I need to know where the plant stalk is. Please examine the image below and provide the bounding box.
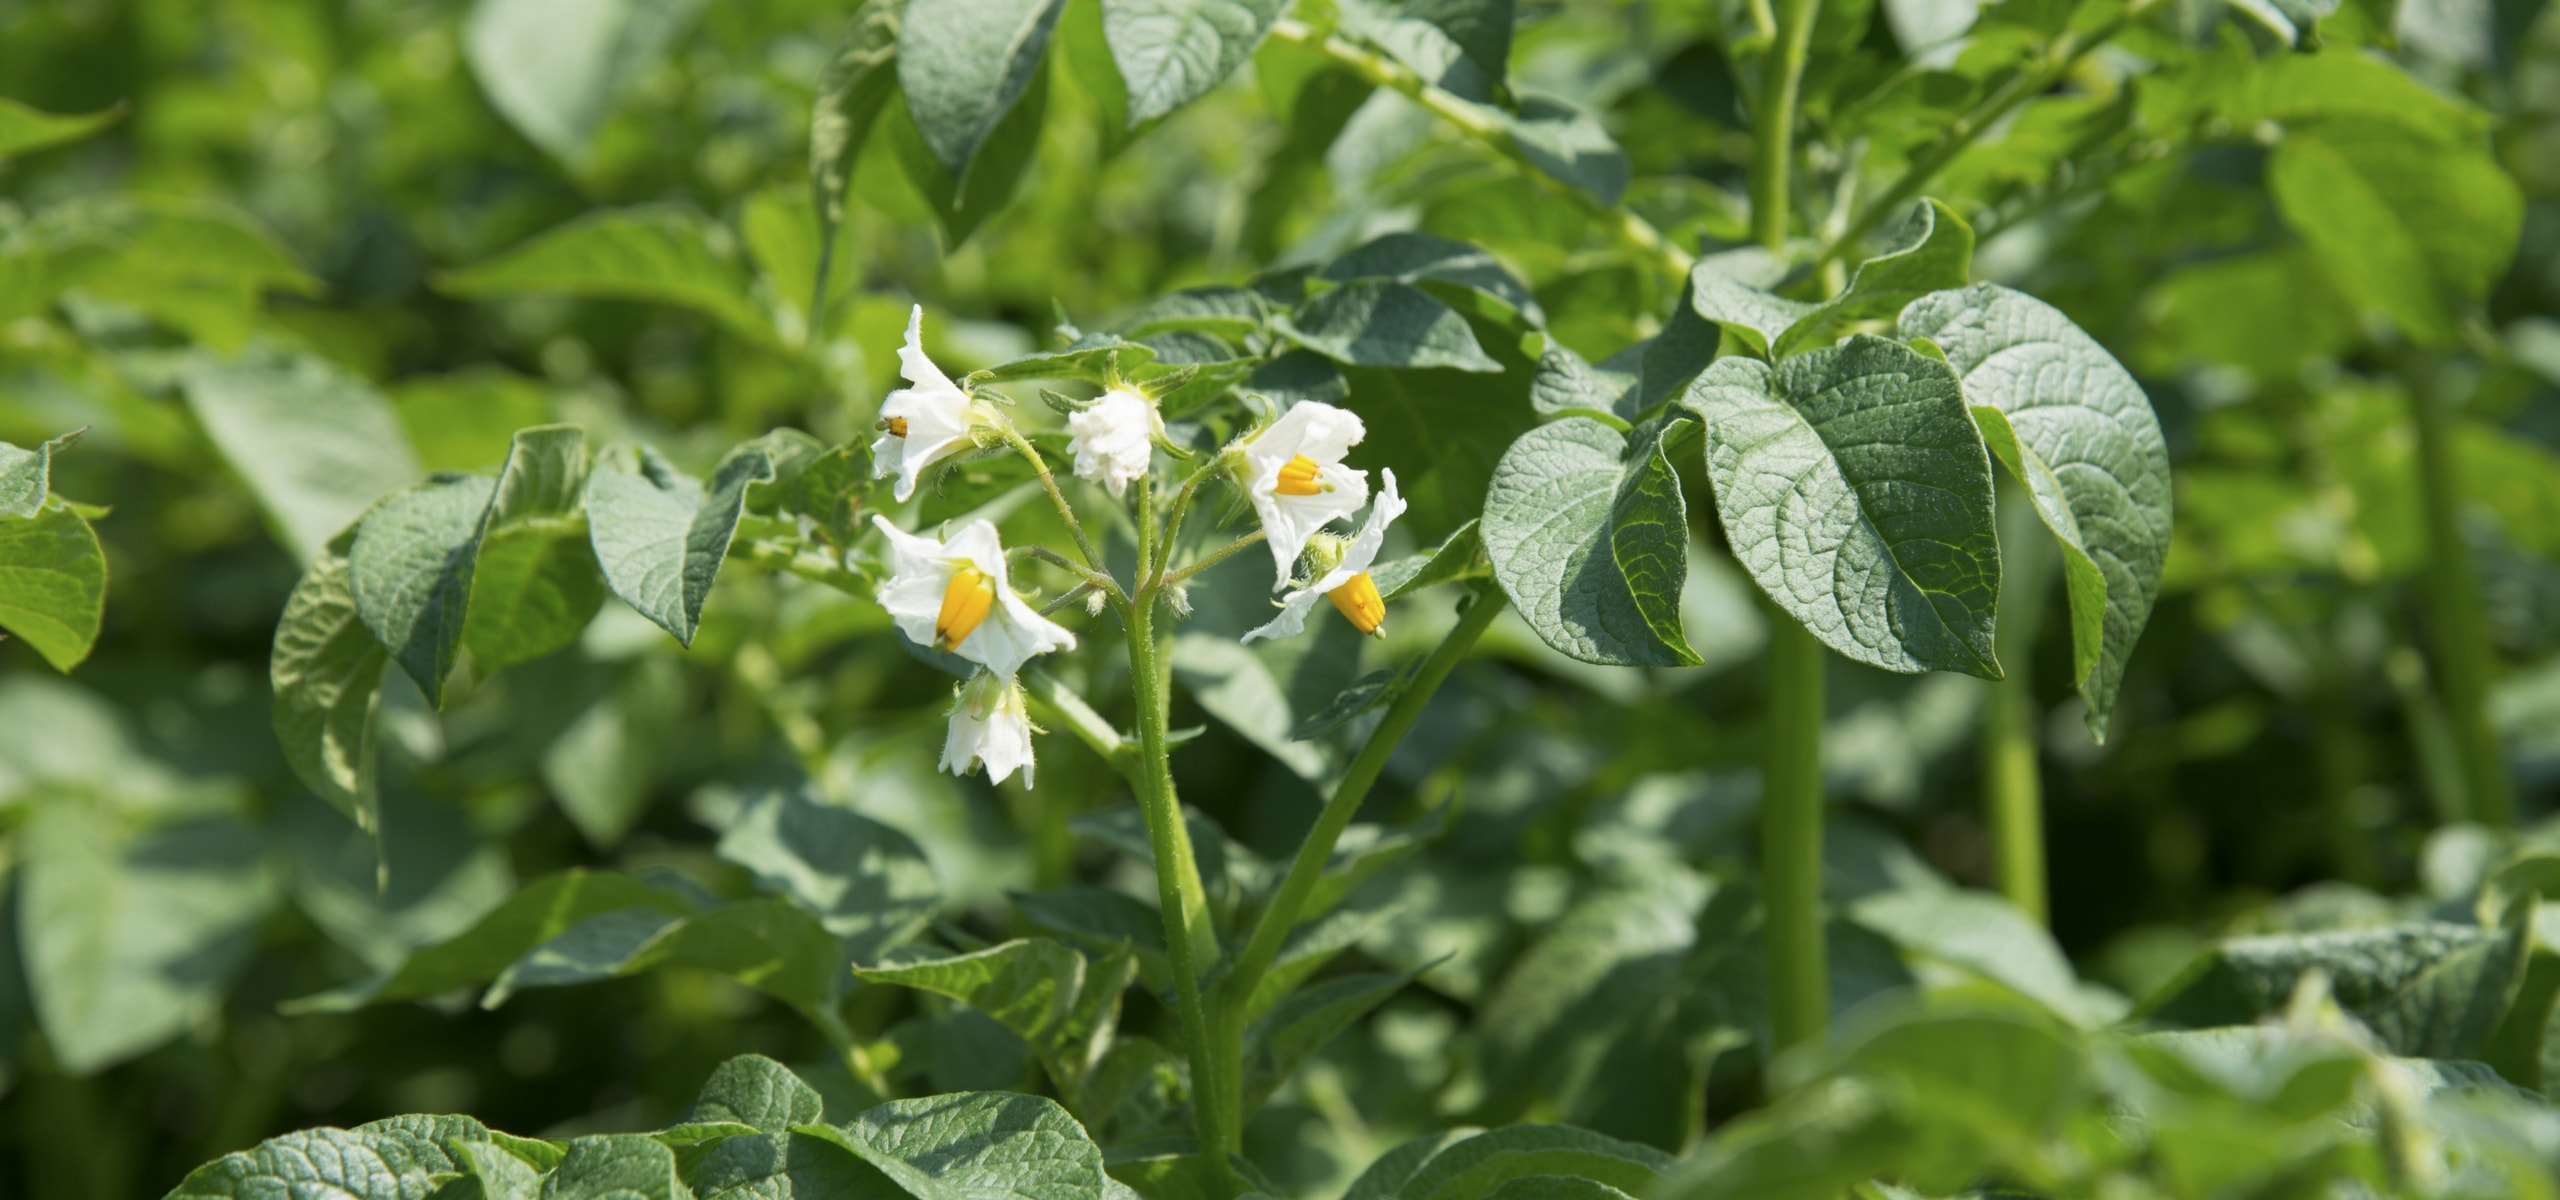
[1750,0,1830,1056]
[1122,593,1234,1197]
[1985,483,2051,923]
[2405,357,2514,828]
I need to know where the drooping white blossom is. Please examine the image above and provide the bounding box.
[1245,469,1405,643]
[872,305,992,502]
[872,515,1075,678]
[942,670,1039,787]
[1242,400,1369,588]
[1066,386,1162,498]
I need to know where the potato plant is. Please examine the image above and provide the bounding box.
[2,0,2559,1197]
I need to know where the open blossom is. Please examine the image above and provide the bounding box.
[942,670,1039,787]
[1246,470,1405,643]
[872,305,995,502]
[1067,386,1162,498]
[872,515,1075,678]
[1243,400,1369,589]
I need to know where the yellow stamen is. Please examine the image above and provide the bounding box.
[1326,572,1385,636]
[1274,454,1325,496]
[882,416,910,438]
[935,566,997,651]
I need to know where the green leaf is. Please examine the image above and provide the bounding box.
[1102,0,1288,124]
[285,868,692,1012]
[164,1126,457,1200]
[1372,519,1486,600]
[1240,903,1399,1020]
[685,1056,827,1133]
[1529,346,1636,422]
[480,897,849,1023]
[462,0,707,167]
[19,805,272,1074]
[717,787,942,960]
[1481,416,1699,667]
[440,205,778,347]
[2137,915,2535,1060]
[1396,1125,1675,1200]
[452,1139,547,1200]
[0,97,121,163]
[185,349,422,564]
[543,1134,688,1200]
[1652,1079,1917,1200]
[1243,971,1410,1111]
[1682,253,1815,360]
[2268,124,2523,347]
[271,529,392,832]
[1321,233,1544,327]
[898,0,1069,182]
[812,1,903,310]
[884,71,1050,246]
[1850,887,2118,1026]
[585,443,777,646]
[1011,886,1171,988]
[1478,868,1709,1104]
[1771,199,1974,358]
[1342,1132,1478,1200]
[1114,286,1271,339]
[1683,336,2001,677]
[1479,1179,1632,1200]
[799,1091,1107,1200]
[1280,281,1502,372]
[0,500,106,672]
[393,369,556,474]
[853,939,1126,1093]
[465,520,605,670]
[1502,97,1629,208]
[1340,0,1515,96]
[3,196,317,345]
[1825,1009,2090,1188]
[351,476,497,707]
[687,1130,895,1200]
[0,428,83,520]
[1900,283,2173,736]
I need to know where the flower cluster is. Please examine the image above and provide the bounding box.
[866,308,1405,789]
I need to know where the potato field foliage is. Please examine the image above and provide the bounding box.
[5,0,2560,1197]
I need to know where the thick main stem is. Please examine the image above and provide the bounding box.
[1751,0,1829,1056]
[1122,596,1233,1196]
[2406,359,2514,828]
[1762,615,1829,1053]
[1984,484,2050,924]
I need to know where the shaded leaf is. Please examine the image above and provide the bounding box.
[1482,416,1699,667]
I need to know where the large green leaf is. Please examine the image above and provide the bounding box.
[0,97,120,163]
[462,0,707,167]
[1900,283,2172,736]
[2268,124,2522,346]
[686,1055,827,1132]
[1651,1079,1917,1200]
[884,73,1051,245]
[1477,867,1709,1108]
[585,443,778,646]
[1683,335,2001,677]
[19,804,273,1074]
[544,1134,689,1200]
[718,787,942,960]
[853,939,1130,1094]
[811,1,903,310]
[1481,416,1699,667]
[687,1130,893,1200]
[1281,280,1502,372]
[271,528,392,832]
[185,350,422,564]
[1393,1125,1674,1200]
[350,475,496,707]
[481,897,850,1024]
[800,1091,1108,1200]
[1851,887,2120,1026]
[2137,914,2534,1060]
[1340,0,1515,96]
[1242,971,1410,1111]
[1101,0,1287,125]
[164,1126,458,1200]
[440,205,778,347]
[458,426,604,671]
[2,195,316,346]
[1770,199,1973,357]
[1321,232,1545,327]
[898,0,1068,182]
[286,868,693,1012]
[0,500,106,672]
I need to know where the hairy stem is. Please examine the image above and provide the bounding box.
[1265,19,1693,281]
[1225,585,1509,1001]
[1751,0,1831,1056]
[1003,426,1112,581]
[2406,356,2514,827]
[1122,593,1233,1196]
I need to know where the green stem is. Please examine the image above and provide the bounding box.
[1751,0,1829,1057]
[1762,613,1830,1053]
[1226,585,1509,1002]
[1122,593,1234,1196]
[1265,19,1693,281]
[2406,356,2514,828]
[1985,484,2050,924]
[1004,426,1113,583]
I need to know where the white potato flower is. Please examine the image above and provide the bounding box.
[1066,386,1162,498]
[871,515,1075,678]
[1245,469,1405,643]
[942,670,1039,787]
[1242,400,1369,589]
[872,305,995,502]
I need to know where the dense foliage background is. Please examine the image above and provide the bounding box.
[5,0,2560,1196]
